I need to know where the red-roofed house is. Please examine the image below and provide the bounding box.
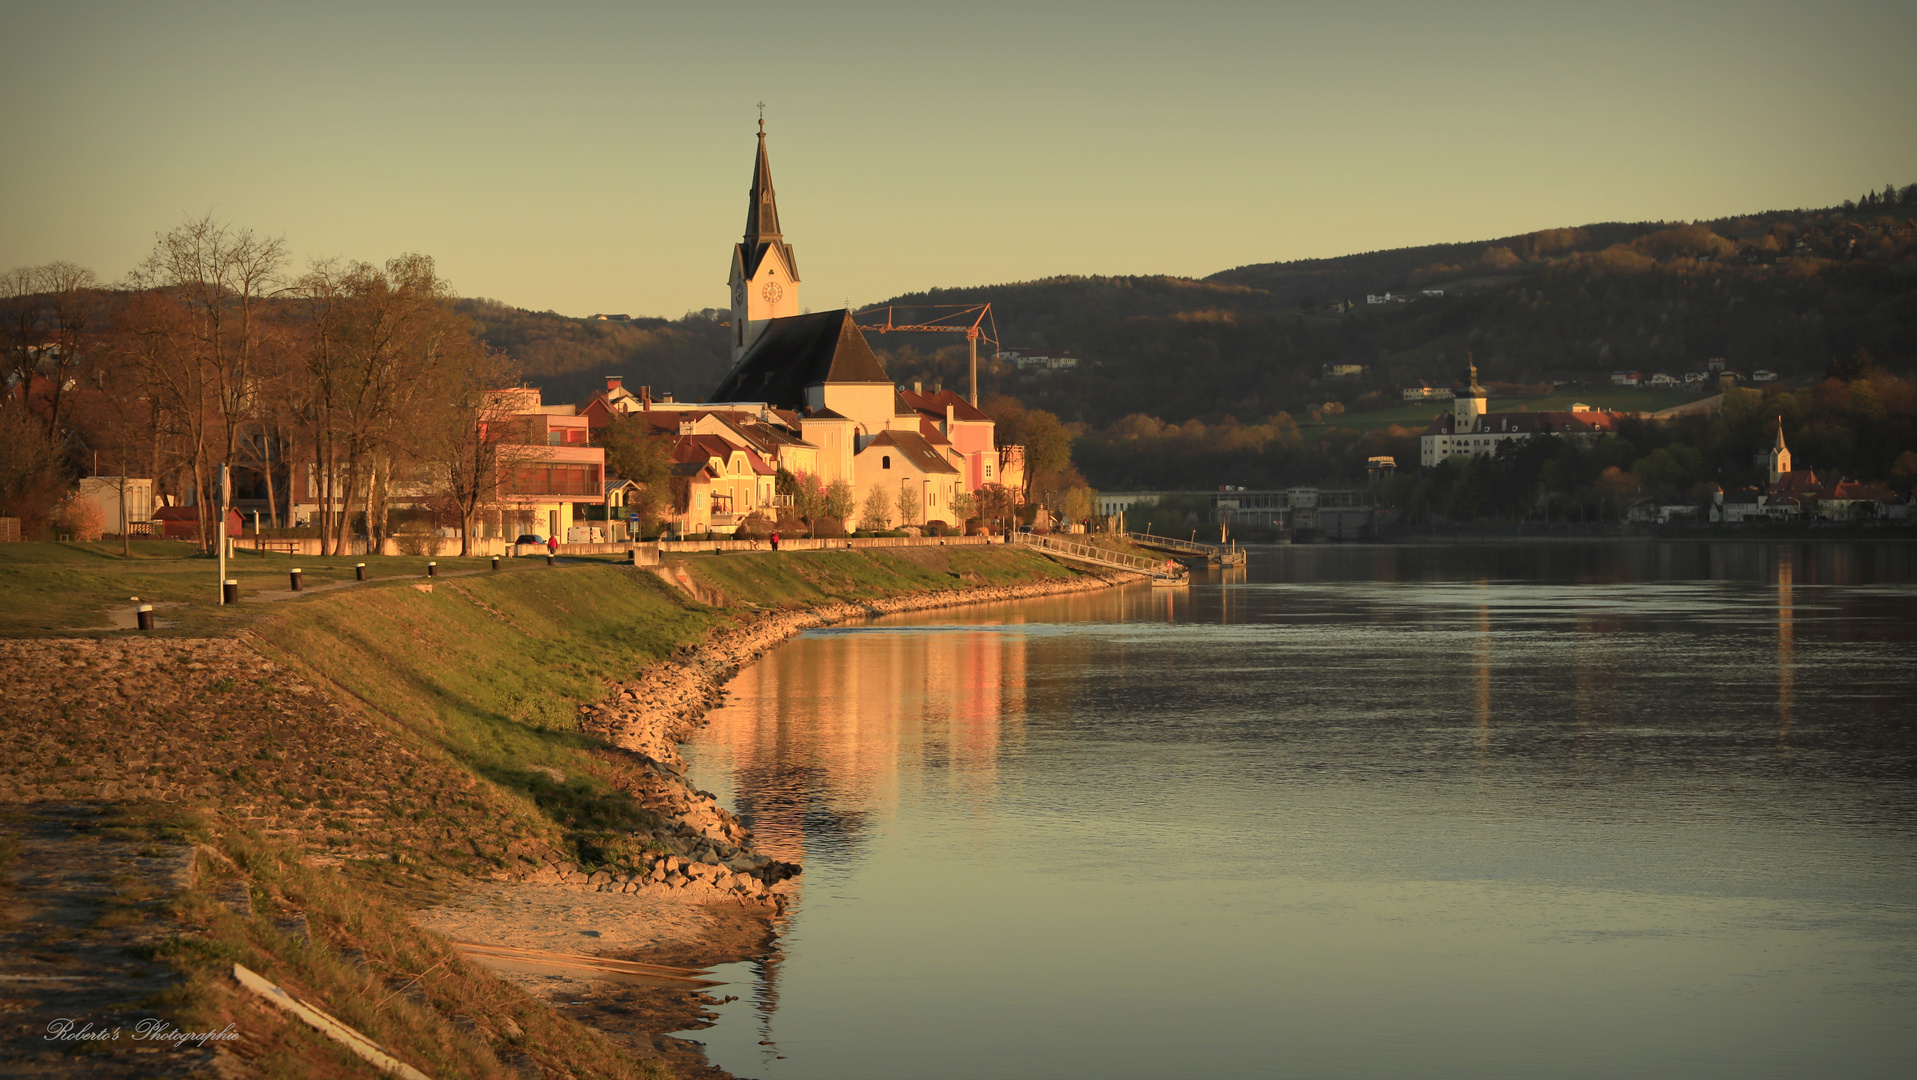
[671,433,775,533]
[898,385,1002,492]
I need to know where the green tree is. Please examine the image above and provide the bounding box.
[982,393,1073,499]
[594,415,672,528]
[825,478,856,522]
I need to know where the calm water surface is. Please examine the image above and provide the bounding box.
[679,542,1917,1079]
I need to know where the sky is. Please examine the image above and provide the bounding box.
[2,0,1913,318]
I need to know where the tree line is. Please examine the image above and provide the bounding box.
[2,217,523,553]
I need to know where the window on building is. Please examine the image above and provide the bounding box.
[882,455,891,469]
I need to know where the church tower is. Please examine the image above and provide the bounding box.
[1454,357,1488,434]
[1768,417,1791,484]
[728,120,801,364]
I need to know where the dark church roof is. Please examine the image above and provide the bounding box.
[708,310,891,405]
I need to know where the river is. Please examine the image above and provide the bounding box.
[679,541,1917,1079]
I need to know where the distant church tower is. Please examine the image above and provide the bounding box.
[1768,417,1791,484]
[1454,357,1488,434]
[727,120,801,363]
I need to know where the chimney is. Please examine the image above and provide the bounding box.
[913,381,922,394]
[640,385,651,410]
[945,403,954,435]
[606,375,624,392]
[934,379,942,393]
[662,392,674,403]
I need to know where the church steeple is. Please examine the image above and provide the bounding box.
[1455,353,1488,433]
[727,117,801,363]
[743,120,782,243]
[1768,416,1792,484]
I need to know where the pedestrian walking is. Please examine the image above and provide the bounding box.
[547,535,559,557]
[771,531,780,552]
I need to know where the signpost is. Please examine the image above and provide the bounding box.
[217,465,231,604]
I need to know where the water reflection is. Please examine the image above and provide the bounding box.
[1780,548,1795,740]
[684,541,1917,1080]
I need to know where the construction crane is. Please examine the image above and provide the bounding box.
[852,303,999,407]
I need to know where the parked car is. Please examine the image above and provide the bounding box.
[513,534,545,545]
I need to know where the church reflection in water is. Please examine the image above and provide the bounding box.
[695,625,1030,872]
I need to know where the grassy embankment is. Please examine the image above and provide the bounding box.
[3,542,1090,1077]
[0,539,545,637]
[251,544,1081,872]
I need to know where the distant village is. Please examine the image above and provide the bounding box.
[12,128,1914,550]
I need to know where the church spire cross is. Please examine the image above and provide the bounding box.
[744,114,782,243]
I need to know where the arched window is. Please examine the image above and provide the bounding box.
[882,455,892,469]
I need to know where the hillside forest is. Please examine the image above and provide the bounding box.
[467,189,1917,502]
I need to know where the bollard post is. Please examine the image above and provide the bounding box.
[546,553,555,566]
[136,604,154,631]
[491,555,499,571]
[289,568,302,591]
[222,579,238,605]
[427,560,437,578]
[355,562,366,581]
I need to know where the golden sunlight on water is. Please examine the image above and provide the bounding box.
[682,542,1917,1080]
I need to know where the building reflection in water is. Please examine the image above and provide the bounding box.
[697,625,1029,871]
[1778,546,1795,742]
[1473,581,1492,759]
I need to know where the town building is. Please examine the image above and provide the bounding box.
[1419,362,1628,467]
[75,477,154,535]
[699,123,1013,529]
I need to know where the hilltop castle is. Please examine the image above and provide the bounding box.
[1420,361,1629,466]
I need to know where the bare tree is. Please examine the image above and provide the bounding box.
[897,481,922,525]
[289,253,464,556]
[431,345,529,555]
[119,286,221,549]
[124,219,286,550]
[1,261,102,451]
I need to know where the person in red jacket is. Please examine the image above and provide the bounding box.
[547,535,559,556]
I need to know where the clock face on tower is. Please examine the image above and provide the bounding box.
[761,280,784,304]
